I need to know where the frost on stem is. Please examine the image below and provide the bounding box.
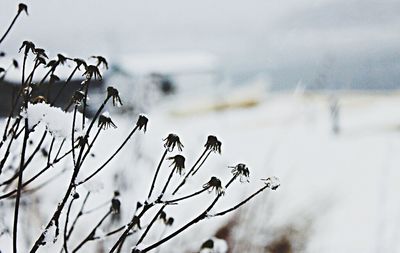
[261,176,281,190]
[205,135,222,154]
[163,133,184,152]
[203,176,225,195]
[229,163,250,183]
[167,155,185,175]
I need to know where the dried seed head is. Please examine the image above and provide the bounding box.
[74,136,89,148]
[166,217,174,226]
[107,86,123,106]
[57,54,70,65]
[71,90,85,105]
[163,133,184,152]
[136,115,148,133]
[203,176,225,195]
[35,56,47,66]
[201,239,214,249]
[49,74,60,83]
[73,58,87,70]
[72,192,80,199]
[167,155,185,175]
[91,55,108,69]
[12,59,19,69]
[46,59,58,69]
[159,211,167,223]
[204,135,222,154]
[98,113,117,130]
[19,41,35,55]
[111,198,121,214]
[34,48,48,59]
[230,163,250,183]
[31,96,47,104]
[83,65,102,80]
[261,177,280,190]
[131,215,142,230]
[18,3,28,15]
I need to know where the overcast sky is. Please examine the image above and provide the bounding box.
[1,0,399,89]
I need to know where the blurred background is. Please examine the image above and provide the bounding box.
[1,0,400,252]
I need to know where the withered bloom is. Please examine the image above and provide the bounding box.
[163,133,184,152]
[73,58,87,70]
[74,136,89,148]
[203,176,224,195]
[158,211,167,223]
[72,192,80,199]
[107,86,123,106]
[19,41,35,55]
[34,48,48,59]
[35,55,47,66]
[83,65,102,80]
[230,163,250,183]
[98,113,117,130]
[261,177,280,190]
[18,3,28,15]
[136,115,148,133]
[31,96,47,104]
[46,59,58,69]
[131,215,142,230]
[167,155,185,175]
[49,74,60,83]
[12,59,18,68]
[166,217,174,226]
[91,55,108,69]
[57,53,70,65]
[111,198,121,214]
[204,135,222,154]
[71,90,85,105]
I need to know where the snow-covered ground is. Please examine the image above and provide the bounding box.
[1,89,400,252]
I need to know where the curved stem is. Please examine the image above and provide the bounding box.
[0,12,21,45]
[148,149,168,200]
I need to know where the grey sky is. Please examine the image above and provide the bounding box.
[1,0,399,89]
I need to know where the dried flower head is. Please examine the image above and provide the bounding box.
[201,239,214,249]
[163,133,184,152]
[98,113,117,130]
[34,48,48,59]
[35,56,47,66]
[49,74,60,83]
[31,96,47,104]
[83,65,102,80]
[73,58,87,70]
[91,55,108,69]
[74,136,89,148]
[12,59,19,69]
[159,211,167,223]
[167,155,185,175]
[205,135,222,154]
[111,198,121,214]
[57,53,70,65]
[166,217,174,226]
[19,41,35,55]
[18,3,28,15]
[203,176,225,195]
[131,215,142,230]
[107,86,123,106]
[136,115,148,133]
[72,192,80,199]
[229,163,250,183]
[71,90,85,105]
[261,177,280,190]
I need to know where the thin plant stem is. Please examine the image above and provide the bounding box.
[172,148,208,195]
[163,187,208,204]
[76,125,138,186]
[66,192,91,241]
[72,210,111,253]
[148,149,168,200]
[51,66,78,106]
[12,116,28,253]
[136,205,166,246]
[0,11,21,45]
[191,150,212,176]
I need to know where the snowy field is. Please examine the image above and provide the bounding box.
[1,89,400,252]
